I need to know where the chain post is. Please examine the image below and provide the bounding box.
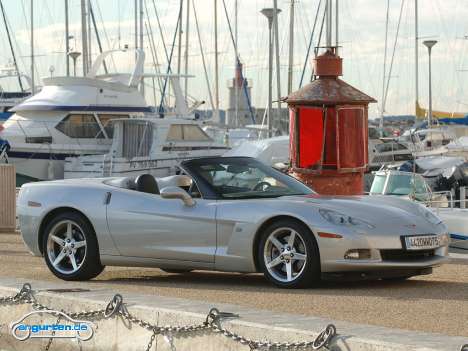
[0,283,338,350]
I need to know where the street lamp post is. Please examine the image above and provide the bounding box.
[261,7,281,137]
[423,40,437,128]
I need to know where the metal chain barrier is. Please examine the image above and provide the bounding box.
[0,283,339,350]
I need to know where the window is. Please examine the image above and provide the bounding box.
[167,124,213,142]
[55,114,102,138]
[97,115,126,138]
[121,120,153,158]
[369,175,386,194]
[375,142,408,153]
[189,158,313,199]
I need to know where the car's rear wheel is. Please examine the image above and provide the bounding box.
[42,212,104,281]
[258,220,320,288]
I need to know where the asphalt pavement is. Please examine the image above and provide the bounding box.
[1,232,467,337]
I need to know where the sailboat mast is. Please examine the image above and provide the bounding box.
[30,0,34,93]
[0,0,24,91]
[184,0,190,99]
[287,0,295,94]
[87,0,92,68]
[89,4,108,74]
[177,0,183,74]
[415,0,419,113]
[139,0,144,96]
[380,0,389,129]
[81,0,88,75]
[65,0,70,76]
[134,0,137,61]
[234,0,238,127]
[273,0,282,131]
[335,0,338,49]
[325,0,331,46]
[214,0,220,123]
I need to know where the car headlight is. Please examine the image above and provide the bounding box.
[319,209,375,229]
[416,204,442,225]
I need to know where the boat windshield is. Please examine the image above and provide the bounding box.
[189,158,314,199]
[370,173,429,197]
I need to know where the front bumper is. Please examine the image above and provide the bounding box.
[321,245,449,272]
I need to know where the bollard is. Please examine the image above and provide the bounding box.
[0,164,16,232]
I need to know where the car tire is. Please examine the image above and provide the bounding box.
[258,219,320,288]
[42,212,104,281]
[160,269,193,274]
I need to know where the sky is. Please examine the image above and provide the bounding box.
[1,0,468,118]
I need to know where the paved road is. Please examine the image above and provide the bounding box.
[1,232,467,337]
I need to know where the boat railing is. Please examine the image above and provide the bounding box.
[102,153,113,177]
[422,187,468,211]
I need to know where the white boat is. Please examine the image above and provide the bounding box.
[0,50,150,183]
[64,117,229,178]
[203,124,270,148]
[368,126,468,169]
[224,135,289,167]
[369,169,468,250]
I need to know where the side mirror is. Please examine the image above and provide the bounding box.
[160,186,195,207]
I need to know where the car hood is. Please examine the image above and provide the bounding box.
[284,194,442,232]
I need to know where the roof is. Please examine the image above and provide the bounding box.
[283,78,376,106]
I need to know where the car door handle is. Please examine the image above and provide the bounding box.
[104,192,112,205]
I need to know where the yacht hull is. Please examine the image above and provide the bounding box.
[435,208,468,250]
[64,150,228,179]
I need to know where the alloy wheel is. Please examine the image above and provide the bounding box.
[46,220,87,275]
[263,227,307,283]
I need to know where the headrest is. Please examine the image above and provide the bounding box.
[135,174,160,194]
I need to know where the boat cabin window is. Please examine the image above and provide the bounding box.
[375,142,408,153]
[56,114,103,139]
[121,120,153,158]
[97,114,125,138]
[167,124,213,142]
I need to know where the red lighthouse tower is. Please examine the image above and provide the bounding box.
[284,47,376,195]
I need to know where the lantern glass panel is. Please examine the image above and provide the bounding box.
[323,107,337,168]
[297,107,324,169]
[337,107,366,169]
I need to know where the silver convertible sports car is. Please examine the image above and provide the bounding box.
[18,157,450,288]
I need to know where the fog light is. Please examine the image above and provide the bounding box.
[439,233,450,247]
[344,249,371,260]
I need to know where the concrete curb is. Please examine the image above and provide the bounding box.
[0,278,466,351]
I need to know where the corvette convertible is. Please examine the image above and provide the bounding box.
[18,156,449,288]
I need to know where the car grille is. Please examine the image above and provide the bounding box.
[380,249,435,262]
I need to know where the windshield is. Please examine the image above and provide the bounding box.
[371,173,429,197]
[189,158,314,199]
[369,175,386,194]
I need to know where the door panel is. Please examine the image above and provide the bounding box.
[106,189,217,262]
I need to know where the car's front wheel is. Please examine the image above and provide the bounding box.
[42,212,104,281]
[258,220,320,288]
